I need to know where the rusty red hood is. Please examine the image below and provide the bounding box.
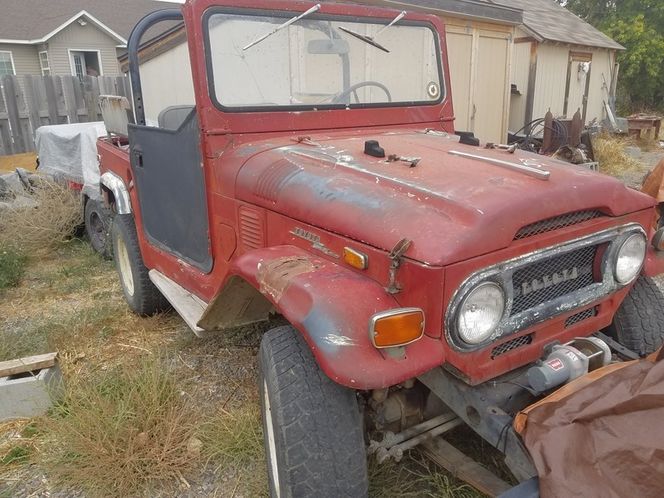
[235,130,654,266]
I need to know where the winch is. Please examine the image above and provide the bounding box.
[527,337,612,392]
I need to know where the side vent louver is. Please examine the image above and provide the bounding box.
[238,206,264,250]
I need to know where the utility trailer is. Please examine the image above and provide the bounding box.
[97,1,664,496]
[35,122,112,256]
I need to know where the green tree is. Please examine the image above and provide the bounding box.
[559,0,664,111]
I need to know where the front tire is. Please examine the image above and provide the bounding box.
[259,326,368,498]
[111,214,168,316]
[606,276,664,355]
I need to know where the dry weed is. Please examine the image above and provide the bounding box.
[198,404,268,496]
[368,452,482,498]
[0,178,82,254]
[40,358,201,497]
[592,133,642,177]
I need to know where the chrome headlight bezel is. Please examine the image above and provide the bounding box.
[613,232,646,284]
[445,223,647,353]
[455,281,506,345]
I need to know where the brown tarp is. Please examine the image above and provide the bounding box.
[642,158,664,229]
[642,158,664,203]
[514,351,664,498]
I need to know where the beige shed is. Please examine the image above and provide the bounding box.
[367,0,523,143]
[492,0,624,132]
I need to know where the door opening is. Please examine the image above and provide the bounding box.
[69,50,102,78]
[563,52,592,123]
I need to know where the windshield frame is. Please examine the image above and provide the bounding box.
[202,6,446,113]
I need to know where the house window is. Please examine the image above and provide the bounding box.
[38,51,50,75]
[0,51,15,76]
[69,50,102,78]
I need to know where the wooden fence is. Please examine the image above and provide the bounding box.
[0,74,131,156]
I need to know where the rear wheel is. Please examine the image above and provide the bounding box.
[606,276,664,356]
[111,214,168,315]
[84,198,111,259]
[259,326,368,498]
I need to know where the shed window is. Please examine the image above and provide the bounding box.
[39,51,50,75]
[0,51,15,76]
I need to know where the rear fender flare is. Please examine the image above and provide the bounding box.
[211,245,445,389]
[100,171,131,214]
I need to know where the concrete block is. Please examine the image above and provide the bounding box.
[0,364,63,420]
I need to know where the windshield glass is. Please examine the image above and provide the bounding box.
[206,11,443,110]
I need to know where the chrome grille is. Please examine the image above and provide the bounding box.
[514,210,604,240]
[565,307,598,328]
[511,245,598,315]
[491,333,533,359]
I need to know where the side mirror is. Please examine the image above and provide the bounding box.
[307,38,349,55]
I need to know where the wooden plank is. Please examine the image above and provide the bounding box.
[115,76,125,97]
[61,76,78,124]
[0,81,11,156]
[122,76,132,104]
[100,76,114,95]
[52,76,67,124]
[0,122,11,156]
[43,76,59,124]
[422,437,512,497]
[80,76,101,122]
[3,75,23,154]
[0,352,58,378]
[23,75,42,138]
[14,82,34,152]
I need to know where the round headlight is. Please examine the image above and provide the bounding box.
[614,233,646,284]
[457,282,505,345]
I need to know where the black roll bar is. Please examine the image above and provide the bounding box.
[127,9,184,126]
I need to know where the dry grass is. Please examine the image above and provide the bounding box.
[198,405,268,496]
[0,238,501,497]
[0,247,26,292]
[40,359,202,498]
[368,452,482,498]
[0,178,82,254]
[592,133,642,177]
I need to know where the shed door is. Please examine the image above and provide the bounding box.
[474,31,511,143]
[445,23,512,143]
[564,52,592,122]
[446,27,473,132]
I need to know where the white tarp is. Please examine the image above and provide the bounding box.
[35,122,106,200]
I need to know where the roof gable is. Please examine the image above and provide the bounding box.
[0,0,168,46]
[489,0,624,50]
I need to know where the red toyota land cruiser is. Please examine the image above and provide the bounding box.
[98,1,664,495]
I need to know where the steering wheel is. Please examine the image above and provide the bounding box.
[330,81,392,105]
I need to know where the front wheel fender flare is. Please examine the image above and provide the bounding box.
[211,245,445,390]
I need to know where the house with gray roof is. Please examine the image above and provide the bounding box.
[0,0,165,80]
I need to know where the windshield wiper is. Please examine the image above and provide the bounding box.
[243,4,320,50]
[338,10,406,53]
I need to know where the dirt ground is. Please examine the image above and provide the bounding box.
[0,153,37,174]
[1,140,663,498]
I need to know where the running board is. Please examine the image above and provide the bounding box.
[149,270,207,337]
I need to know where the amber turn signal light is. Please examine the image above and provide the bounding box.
[370,308,425,348]
[343,247,368,269]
